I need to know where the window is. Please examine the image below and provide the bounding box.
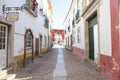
[76,0,80,21]
[0,26,6,49]
[77,27,81,43]
[26,32,32,49]
[68,19,70,32]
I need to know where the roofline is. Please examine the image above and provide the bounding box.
[63,0,73,26]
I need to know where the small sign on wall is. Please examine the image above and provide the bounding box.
[6,12,19,22]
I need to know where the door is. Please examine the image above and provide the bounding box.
[68,37,69,48]
[71,35,73,50]
[88,15,97,60]
[35,38,39,56]
[89,27,94,60]
[39,36,42,56]
[0,23,7,70]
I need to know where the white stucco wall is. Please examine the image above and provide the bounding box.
[94,25,99,64]
[64,0,85,50]
[99,0,112,56]
[72,18,85,50]
[0,0,48,56]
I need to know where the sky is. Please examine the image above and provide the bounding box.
[51,0,72,30]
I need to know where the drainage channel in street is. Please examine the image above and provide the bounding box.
[53,48,67,80]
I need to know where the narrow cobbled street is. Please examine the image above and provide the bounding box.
[13,45,108,80]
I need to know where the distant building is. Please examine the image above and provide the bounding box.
[52,29,64,45]
[64,0,120,80]
[0,0,53,70]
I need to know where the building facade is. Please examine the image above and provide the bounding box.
[64,0,120,80]
[0,0,53,70]
[100,0,120,80]
[52,29,64,45]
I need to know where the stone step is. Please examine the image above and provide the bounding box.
[0,69,7,78]
[0,67,16,80]
[0,74,16,80]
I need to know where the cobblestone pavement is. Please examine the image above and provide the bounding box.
[14,48,58,80]
[14,45,108,80]
[63,49,108,80]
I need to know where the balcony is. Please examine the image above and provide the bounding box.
[72,19,75,27]
[68,26,70,32]
[44,17,49,28]
[76,10,80,23]
[24,0,38,17]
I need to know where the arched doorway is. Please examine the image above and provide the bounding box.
[23,29,34,67]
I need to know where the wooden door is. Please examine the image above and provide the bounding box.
[35,38,39,56]
[39,36,42,56]
[88,15,97,60]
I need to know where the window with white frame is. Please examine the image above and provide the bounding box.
[26,32,32,49]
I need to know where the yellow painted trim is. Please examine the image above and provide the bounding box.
[42,46,49,53]
[13,52,32,61]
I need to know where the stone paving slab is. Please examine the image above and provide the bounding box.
[63,49,108,80]
[14,48,58,80]
[53,76,66,80]
[13,45,108,80]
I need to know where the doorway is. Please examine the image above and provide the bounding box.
[39,35,42,56]
[0,23,8,70]
[71,35,73,50]
[88,14,97,61]
[24,29,34,67]
[68,36,69,48]
[35,38,39,56]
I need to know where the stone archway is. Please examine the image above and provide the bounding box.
[23,29,34,67]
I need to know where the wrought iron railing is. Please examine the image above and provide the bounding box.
[72,19,75,26]
[25,0,38,17]
[76,10,80,21]
[44,17,49,28]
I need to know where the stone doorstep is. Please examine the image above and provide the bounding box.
[84,59,100,72]
[0,74,16,80]
[0,69,7,78]
[0,67,13,77]
[65,48,72,52]
[0,67,16,80]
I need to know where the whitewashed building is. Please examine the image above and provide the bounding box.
[64,0,120,80]
[0,0,53,70]
[64,0,85,54]
[64,0,108,66]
